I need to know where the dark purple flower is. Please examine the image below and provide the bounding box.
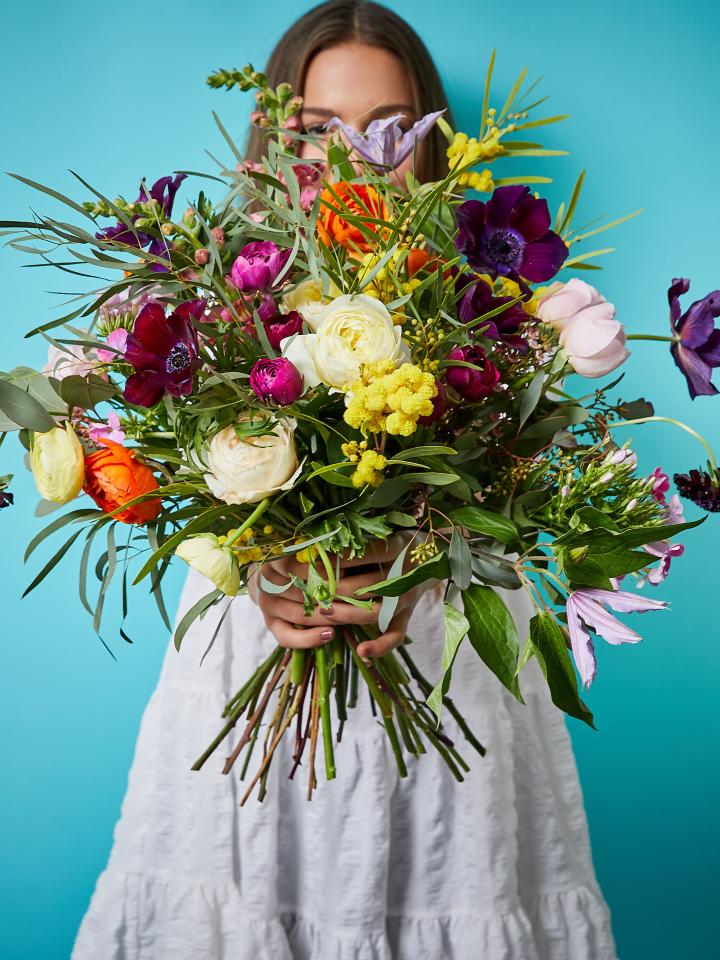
[445,345,500,402]
[250,357,303,405]
[123,300,204,407]
[325,110,444,169]
[458,278,533,353]
[219,293,277,328]
[265,310,304,351]
[667,278,720,399]
[230,242,291,292]
[455,185,568,284]
[673,468,720,512]
[0,489,13,508]
[96,174,186,272]
[418,380,449,425]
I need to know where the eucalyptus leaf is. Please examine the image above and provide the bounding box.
[427,603,470,723]
[450,506,518,545]
[463,584,524,703]
[0,380,55,432]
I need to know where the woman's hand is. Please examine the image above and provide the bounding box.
[247,533,425,657]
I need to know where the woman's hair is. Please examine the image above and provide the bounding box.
[245,0,453,183]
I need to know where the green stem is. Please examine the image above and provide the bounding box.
[290,649,306,686]
[625,333,675,342]
[383,716,408,777]
[314,541,337,596]
[225,498,272,547]
[607,416,718,471]
[314,645,336,780]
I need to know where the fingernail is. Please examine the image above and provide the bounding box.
[320,605,334,616]
[320,629,334,641]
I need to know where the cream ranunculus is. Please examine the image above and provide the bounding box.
[175,534,240,595]
[536,278,630,378]
[280,277,339,332]
[281,293,409,392]
[29,422,85,504]
[204,418,301,505]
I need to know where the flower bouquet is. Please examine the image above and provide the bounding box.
[2,59,718,804]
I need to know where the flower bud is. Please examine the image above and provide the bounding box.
[211,226,225,248]
[161,222,174,236]
[250,357,304,405]
[183,207,196,226]
[445,346,500,402]
[194,247,210,266]
[175,534,240,595]
[230,241,291,292]
[29,423,85,504]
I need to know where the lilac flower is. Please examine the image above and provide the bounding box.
[636,491,685,587]
[123,301,204,407]
[250,357,303,405]
[458,278,533,353]
[88,411,126,444]
[668,277,720,399]
[455,185,568,284]
[230,242,291,292]
[325,111,444,169]
[96,174,186,272]
[566,587,668,689]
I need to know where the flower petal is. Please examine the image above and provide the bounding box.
[670,342,718,399]
[485,185,529,228]
[572,594,644,646]
[510,195,551,241]
[566,595,597,689]
[667,277,690,329]
[125,303,178,364]
[518,231,568,282]
[123,369,169,407]
[578,587,668,614]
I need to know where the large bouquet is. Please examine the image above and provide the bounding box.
[2,60,718,803]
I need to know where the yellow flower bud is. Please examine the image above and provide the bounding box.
[29,422,85,504]
[175,534,240,596]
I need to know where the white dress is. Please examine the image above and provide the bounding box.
[71,568,620,960]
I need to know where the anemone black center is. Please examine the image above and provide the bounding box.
[485,229,522,265]
[166,342,191,373]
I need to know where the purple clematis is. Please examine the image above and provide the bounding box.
[324,111,444,169]
[123,300,204,407]
[455,185,568,284]
[566,587,668,689]
[96,174,187,272]
[667,277,720,399]
[458,277,534,353]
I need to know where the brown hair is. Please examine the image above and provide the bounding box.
[245,0,453,183]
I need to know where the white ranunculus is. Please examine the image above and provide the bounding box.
[536,278,630,378]
[29,422,85,504]
[280,277,339,332]
[204,418,301,505]
[281,293,409,392]
[175,534,240,595]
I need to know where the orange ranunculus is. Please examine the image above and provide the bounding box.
[83,439,161,524]
[316,181,389,253]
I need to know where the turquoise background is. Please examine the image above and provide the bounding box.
[1,1,718,957]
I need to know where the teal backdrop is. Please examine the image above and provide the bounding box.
[1,1,718,957]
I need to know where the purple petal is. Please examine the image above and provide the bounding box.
[696,327,720,366]
[124,303,178,365]
[123,369,169,407]
[394,110,445,167]
[566,595,597,689]
[677,297,719,349]
[670,341,718,399]
[518,231,568,282]
[572,594,644,646]
[667,277,690,329]
[577,587,668,614]
[510,195,551,241]
[485,185,530,229]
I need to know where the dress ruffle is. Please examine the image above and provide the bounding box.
[72,572,619,959]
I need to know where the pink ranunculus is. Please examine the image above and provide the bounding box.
[88,411,126,444]
[249,357,303,405]
[536,278,630,378]
[229,241,290,292]
[43,341,102,381]
[97,328,129,364]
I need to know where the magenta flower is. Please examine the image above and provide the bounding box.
[265,311,304,350]
[445,346,500,401]
[325,110,444,169]
[648,466,671,503]
[566,587,668,689]
[219,293,277,328]
[250,357,303,405]
[97,328,129,364]
[230,242,291,292]
[455,185,568,284]
[668,277,720,399]
[123,301,204,407]
[458,278,533,353]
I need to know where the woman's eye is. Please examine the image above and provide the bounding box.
[303,123,330,136]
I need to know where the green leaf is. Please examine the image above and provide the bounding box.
[59,375,118,409]
[520,406,588,439]
[518,370,545,428]
[449,526,472,590]
[378,543,409,633]
[560,545,655,589]
[355,551,450,598]
[397,471,460,486]
[133,504,232,584]
[463,584,524,703]
[386,511,418,528]
[23,527,84,597]
[389,444,457,460]
[24,507,101,562]
[529,613,596,729]
[173,589,223,651]
[450,506,518,545]
[0,380,55,432]
[427,603,470,723]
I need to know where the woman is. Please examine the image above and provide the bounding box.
[72,3,619,958]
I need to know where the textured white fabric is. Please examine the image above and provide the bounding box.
[72,570,619,960]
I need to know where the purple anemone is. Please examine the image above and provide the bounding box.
[455,185,568,284]
[667,278,720,399]
[458,278,534,353]
[123,300,204,407]
[96,174,187,272]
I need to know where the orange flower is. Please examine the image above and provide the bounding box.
[83,439,161,525]
[316,181,389,253]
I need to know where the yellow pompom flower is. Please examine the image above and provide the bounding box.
[344,361,437,437]
[351,449,387,488]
